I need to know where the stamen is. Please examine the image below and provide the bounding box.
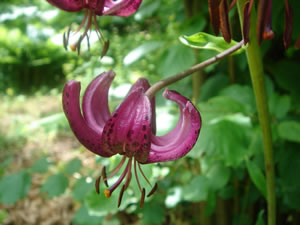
[74,9,89,34]
[104,158,131,197]
[101,40,110,59]
[140,188,146,208]
[103,155,126,180]
[134,159,142,192]
[95,175,101,194]
[147,183,158,197]
[124,158,132,190]
[101,166,109,187]
[118,185,125,208]
[138,163,152,187]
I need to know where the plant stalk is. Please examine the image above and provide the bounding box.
[145,40,244,99]
[236,1,276,225]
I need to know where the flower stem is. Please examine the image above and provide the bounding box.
[145,40,244,99]
[236,1,276,225]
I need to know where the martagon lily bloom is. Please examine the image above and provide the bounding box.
[46,0,142,55]
[62,70,201,207]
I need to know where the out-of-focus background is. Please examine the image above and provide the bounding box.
[0,0,300,224]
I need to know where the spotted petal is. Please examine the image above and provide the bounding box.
[46,0,84,12]
[62,79,114,157]
[102,0,143,16]
[145,89,201,163]
[101,87,152,163]
[127,78,156,135]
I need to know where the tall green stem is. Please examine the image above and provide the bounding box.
[236,1,276,225]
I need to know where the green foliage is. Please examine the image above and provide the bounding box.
[180,32,245,54]
[0,170,31,204]
[278,121,300,143]
[41,173,69,198]
[65,158,82,175]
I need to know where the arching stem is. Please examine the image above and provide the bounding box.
[145,40,244,99]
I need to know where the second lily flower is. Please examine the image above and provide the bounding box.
[62,70,201,207]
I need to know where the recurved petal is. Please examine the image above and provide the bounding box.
[145,89,201,164]
[208,0,220,35]
[102,0,143,16]
[101,88,152,163]
[219,0,232,43]
[62,80,114,157]
[82,71,114,132]
[283,0,293,49]
[46,0,84,12]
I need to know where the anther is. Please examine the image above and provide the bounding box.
[95,175,101,194]
[102,166,109,187]
[140,188,146,208]
[147,183,158,197]
[104,189,111,198]
[118,185,125,208]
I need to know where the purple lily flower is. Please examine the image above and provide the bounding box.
[62,70,201,207]
[46,0,142,55]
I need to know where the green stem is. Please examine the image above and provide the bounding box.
[236,1,276,225]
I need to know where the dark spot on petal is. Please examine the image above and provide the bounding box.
[145,116,149,120]
[113,113,118,118]
[142,125,147,131]
[144,134,148,140]
[132,142,139,147]
[66,92,69,98]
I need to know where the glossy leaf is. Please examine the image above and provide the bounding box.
[180,32,244,54]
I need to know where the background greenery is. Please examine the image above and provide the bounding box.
[0,0,300,224]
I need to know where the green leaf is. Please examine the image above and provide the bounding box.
[220,84,256,114]
[72,205,104,225]
[0,156,13,176]
[0,210,8,224]
[123,41,163,65]
[205,191,217,217]
[159,44,196,77]
[179,32,244,54]
[206,162,231,191]
[255,210,265,225]
[194,119,250,167]
[31,157,52,173]
[0,170,32,204]
[273,95,290,119]
[41,173,69,198]
[197,96,246,122]
[65,158,82,175]
[278,145,300,209]
[246,160,267,198]
[85,189,119,216]
[278,121,300,143]
[199,74,229,101]
[141,200,165,225]
[183,175,209,202]
[72,177,93,202]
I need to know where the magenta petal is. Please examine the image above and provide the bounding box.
[127,78,156,134]
[82,71,114,132]
[46,0,84,12]
[101,87,152,163]
[62,80,114,157]
[102,0,143,16]
[145,89,201,164]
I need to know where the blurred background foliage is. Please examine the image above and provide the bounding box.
[0,0,300,225]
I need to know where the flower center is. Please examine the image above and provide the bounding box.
[95,155,158,208]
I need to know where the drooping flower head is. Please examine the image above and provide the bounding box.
[208,0,298,48]
[62,71,201,207]
[46,0,142,55]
